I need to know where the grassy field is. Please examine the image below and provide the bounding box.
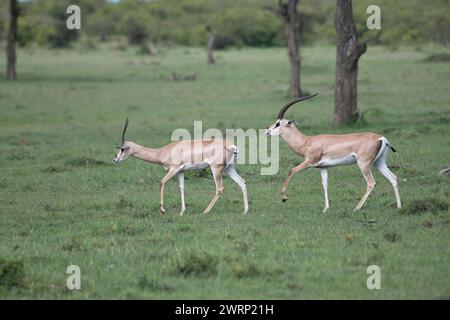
[0,44,449,299]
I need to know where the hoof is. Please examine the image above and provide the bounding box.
[160,207,166,214]
[282,196,288,203]
[322,207,329,213]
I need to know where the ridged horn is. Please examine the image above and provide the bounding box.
[277,93,319,119]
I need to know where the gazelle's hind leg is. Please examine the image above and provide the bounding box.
[204,165,225,214]
[375,151,401,209]
[177,172,186,215]
[354,161,376,211]
[224,165,249,213]
[320,169,329,212]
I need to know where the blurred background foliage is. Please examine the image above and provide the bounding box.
[0,0,448,49]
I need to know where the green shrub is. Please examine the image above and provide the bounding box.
[229,262,260,279]
[423,53,450,63]
[0,258,25,289]
[402,198,449,215]
[175,251,217,277]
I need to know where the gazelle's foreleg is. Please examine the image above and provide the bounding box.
[225,166,249,214]
[159,167,179,214]
[320,168,329,212]
[204,165,225,214]
[354,162,376,211]
[177,172,186,215]
[280,160,313,202]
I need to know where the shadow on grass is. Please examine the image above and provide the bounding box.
[65,157,110,167]
[0,257,26,289]
[402,198,449,215]
[174,251,218,278]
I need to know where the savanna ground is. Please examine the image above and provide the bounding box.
[0,44,449,299]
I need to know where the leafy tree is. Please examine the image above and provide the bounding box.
[1,0,447,49]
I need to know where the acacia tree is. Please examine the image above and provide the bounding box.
[279,0,302,97]
[6,0,19,80]
[333,0,380,126]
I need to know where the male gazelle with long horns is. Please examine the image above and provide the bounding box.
[265,93,401,212]
[113,119,249,215]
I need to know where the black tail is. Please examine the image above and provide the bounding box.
[389,145,397,153]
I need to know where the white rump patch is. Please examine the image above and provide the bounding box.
[229,145,239,154]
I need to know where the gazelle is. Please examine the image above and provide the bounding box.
[113,119,249,215]
[265,94,401,212]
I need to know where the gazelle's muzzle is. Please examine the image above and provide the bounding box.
[113,150,123,164]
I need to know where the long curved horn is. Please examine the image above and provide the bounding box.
[121,118,129,145]
[277,93,319,119]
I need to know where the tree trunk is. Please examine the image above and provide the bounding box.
[207,33,215,64]
[280,0,302,97]
[6,0,19,81]
[333,0,367,126]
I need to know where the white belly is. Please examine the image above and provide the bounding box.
[181,161,210,171]
[317,153,357,168]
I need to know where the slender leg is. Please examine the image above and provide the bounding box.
[354,162,376,211]
[320,168,329,212]
[280,160,312,202]
[204,165,225,214]
[225,166,249,214]
[177,172,186,215]
[159,168,179,214]
[375,163,402,209]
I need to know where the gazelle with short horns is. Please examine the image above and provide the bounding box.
[265,94,401,212]
[113,119,249,215]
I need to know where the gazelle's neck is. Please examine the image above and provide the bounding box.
[131,142,162,164]
[280,126,310,157]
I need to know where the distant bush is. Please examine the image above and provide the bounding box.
[5,0,449,48]
[212,7,282,48]
[31,1,79,48]
[119,12,149,45]
[212,35,235,50]
[423,53,450,63]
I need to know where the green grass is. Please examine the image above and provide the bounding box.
[0,44,449,299]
